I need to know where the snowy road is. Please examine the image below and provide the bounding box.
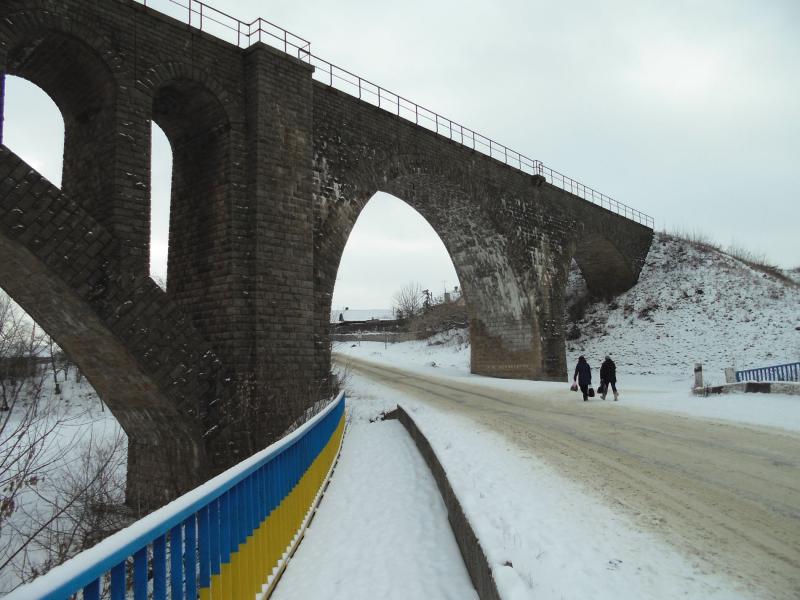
[338,353,800,600]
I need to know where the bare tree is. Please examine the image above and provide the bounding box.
[0,294,46,412]
[0,291,127,594]
[0,291,60,589]
[392,282,424,320]
[46,337,67,396]
[6,430,128,584]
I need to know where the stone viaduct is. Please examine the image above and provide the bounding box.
[0,0,653,510]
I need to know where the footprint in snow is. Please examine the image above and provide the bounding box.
[607,559,623,570]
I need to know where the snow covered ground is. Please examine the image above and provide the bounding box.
[565,233,799,386]
[288,235,799,599]
[335,336,800,432]
[272,398,478,600]
[307,339,799,599]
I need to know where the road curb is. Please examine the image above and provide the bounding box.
[390,405,502,600]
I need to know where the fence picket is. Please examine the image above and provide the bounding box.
[735,362,800,383]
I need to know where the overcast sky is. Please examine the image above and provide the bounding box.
[3,0,798,309]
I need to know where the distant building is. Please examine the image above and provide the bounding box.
[329,308,395,324]
[0,356,38,379]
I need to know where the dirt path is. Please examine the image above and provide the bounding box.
[336,354,800,600]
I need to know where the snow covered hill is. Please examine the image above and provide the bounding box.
[566,232,800,386]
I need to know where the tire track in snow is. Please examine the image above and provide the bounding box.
[337,354,800,600]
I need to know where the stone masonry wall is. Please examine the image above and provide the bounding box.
[312,83,653,381]
[0,0,326,507]
[0,146,236,510]
[242,43,318,447]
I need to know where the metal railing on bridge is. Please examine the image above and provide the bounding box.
[735,362,800,383]
[136,0,654,229]
[139,0,312,56]
[7,393,346,600]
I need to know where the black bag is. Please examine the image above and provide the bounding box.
[597,382,606,395]
[588,387,595,398]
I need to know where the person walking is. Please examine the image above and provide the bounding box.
[600,355,618,401]
[573,355,592,402]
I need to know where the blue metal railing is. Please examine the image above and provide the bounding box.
[735,362,800,383]
[134,0,654,229]
[7,392,346,600]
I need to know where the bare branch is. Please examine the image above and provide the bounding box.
[392,281,424,320]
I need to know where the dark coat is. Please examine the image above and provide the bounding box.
[574,359,591,386]
[600,359,617,383]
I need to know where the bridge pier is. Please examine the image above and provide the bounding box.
[460,214,574,381]
[121,410,211,511]
[0,147,229,512]
[240,43,319,438]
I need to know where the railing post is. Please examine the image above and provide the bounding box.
[111,561,126,600]
[153,535,167,600]
[184,516,197,600]
[220,492,232,599]
[230,484,241,598]
[170,525,183,600]
[245,477,255,592]
[209,499,220,591]
[83,580,100,600]
[133,548,147,599]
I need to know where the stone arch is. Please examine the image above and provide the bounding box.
[314,147,547,379]
[0,6,118,227]
[136,61,240,117]
[141,63,235,340]
[313,83,653,382]
[384,170,542,378]
[1,74,64,185]
[571,223,644,298]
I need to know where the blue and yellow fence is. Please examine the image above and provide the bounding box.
[8,392,346,600]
